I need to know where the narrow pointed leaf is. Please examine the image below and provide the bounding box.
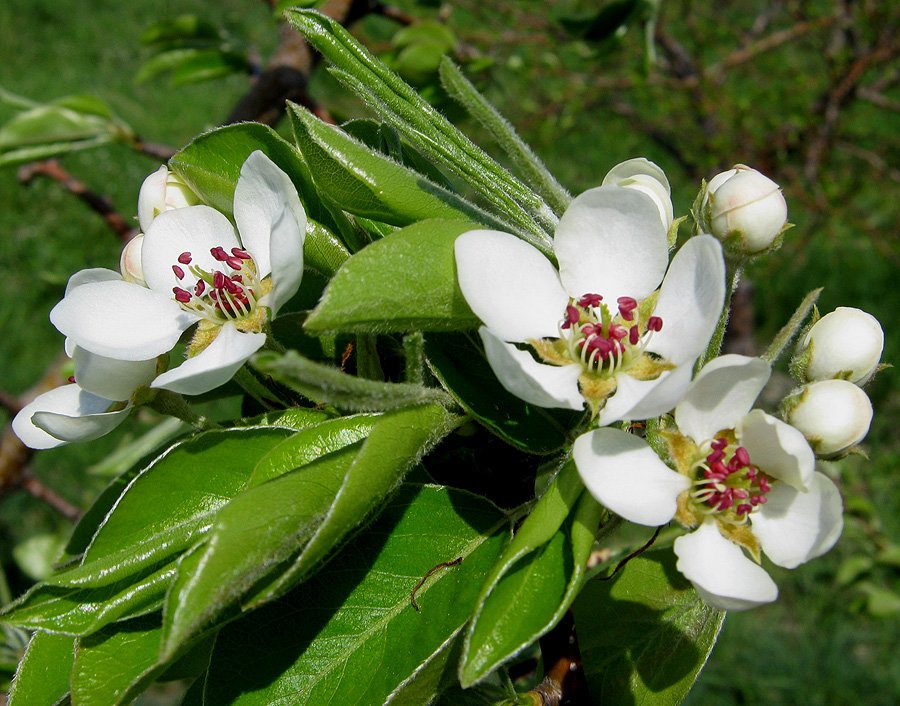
[7,631,74,706]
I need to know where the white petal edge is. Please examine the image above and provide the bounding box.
[480,327,583,410]
[602,158,671,195]
[596,362,694,426]
[673,521,778,611]
[141,205,240,294]
[72,346,158,401]
[151,322,266,395]
[233,150,307,280]
[554,186,668,304]
[648,235,725,365]
[675,354,771,444]
[574,428,689,526]
[65,267,121,296]
[455,230,568,342]
[13,385,128,449]
[737,410,815,490]
[50,279,198,361]
[137,165,169,233]
[260,203,305,316]
[751,471,844,569]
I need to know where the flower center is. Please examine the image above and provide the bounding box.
[559,293,662,375]
[688,437,771,525]
[171,246,262,324]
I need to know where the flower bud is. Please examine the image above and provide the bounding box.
[603,158,674,231]
[137,165,200,232]
[796,307,883,385]
[785,379,873,458]
[704,165,788,254]
[119,234,146,287]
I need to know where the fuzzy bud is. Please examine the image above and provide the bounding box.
[137,165,200,232]
[119,235,146,287]
[704,165,788,255]
[785,379,873,458]
[795,307,884,385]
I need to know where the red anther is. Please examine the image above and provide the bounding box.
[756,495,767,504]
[194,280,206,296]
[581,322,602,337]
[629,325,639,345]
[210,246,229,261]
[172,265,185,280]
[708,449,726,464]
[736,503,753,515]
[213,271,226,289]
[733,490,749,499]
[647,316,663,332]
[609,324,628,340]
[224,278,241,294]
[734,447,751,467]
[173,287,192,303]
[561,305,580,329]
[759,478,771,492]
[178,252,192,264]
[231,274,243,283]
[712,438,728,451]
[225,257,243,270]
[231,247,251,259]
[578,293,603,308]
[617,296,637,321]
[68,375,76,383]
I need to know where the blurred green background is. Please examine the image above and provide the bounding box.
[1,0,898,703]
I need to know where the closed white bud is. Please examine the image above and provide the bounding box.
[785,380,873,458]
[797,307,883,385]
[119,235,146,287]
[137,165,200,232]
[603,158,674,232]
[705,165,788,254]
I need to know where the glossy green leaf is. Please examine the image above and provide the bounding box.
[168,122,352,275]
[198,483,510,706]
[304,219,480,334]
[0,105,115,147]
[572,551,726,706]
[289,105,499,229]
[7,631,74,706]
[425,332,578,453]
[253,350,455,411]
[161,404,456,658]
[461,461,601,685]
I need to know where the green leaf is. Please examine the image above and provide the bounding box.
[168,122,352,275]
[0,105,116,148]
[289,105,501,229]
[136,48,251,86]
[161,404,457,658]
[460,460,602,685]
[572,551,725,706]
[425,332,578,453]
[197,484,510,706]
[140,14,222,45]
[304,219,480,334]
[253,349,455,411]
[7,631,74,706]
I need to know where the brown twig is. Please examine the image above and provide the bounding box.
[19,473,82,522]
[410,557,462,612]
[16,160,137,242]
[525,610,588,705]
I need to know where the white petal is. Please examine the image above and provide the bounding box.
[554,186,668,303]
[455,230,568,341]
[12,386,128,449]
[648,235,725,365]
[602,158,671,195]
[50,280,198,361]
[480,327,583,410]
[737,410,815,490]
[233,151,307,280]
[65,267,121,296]
[151,322,266,395]
[751,472,844,569]
[596,363,694,426]
[137,165,169,233]
[675,354,771,443]
[261,203,305,316]
[574,428,690,526]
[72,346,158,401]
[141,206,240,294]
[673,521,778,611]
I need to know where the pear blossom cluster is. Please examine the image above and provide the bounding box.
[13,151,307,449]
[456,158,883,610]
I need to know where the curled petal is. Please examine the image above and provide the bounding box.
[574,428,690,526]
[72,346,158,401]
[751,472,844,569]
[673,521,778,611]
[137,165,169,233]
[596,362,694,426]
[151,322,266,395]
[258,203,305,317]
[65,267,122,296]
[675,354,771,444]
[602,158,671,195]
[51,280,198,361]
[648,235,725,365]
[13,386,129,449]
[554,186,668,304]
[480,327,583,410]
[233,150,307,280]
[456,230,568,342]
[737,410,815,490]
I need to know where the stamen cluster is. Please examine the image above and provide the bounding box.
[560,293,662,374]
[171,246,261,323]
[691,437,770,522]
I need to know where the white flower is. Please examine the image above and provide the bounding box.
[574,354,844,610]
[795,307,883,385]
[49,151,307,396]
[137,165,200,232]
[785,379,873,457]
[455,181,725,425]
[601,158,674,231]
[704,165,788,254]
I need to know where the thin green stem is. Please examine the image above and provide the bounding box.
[148,390,220,430]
